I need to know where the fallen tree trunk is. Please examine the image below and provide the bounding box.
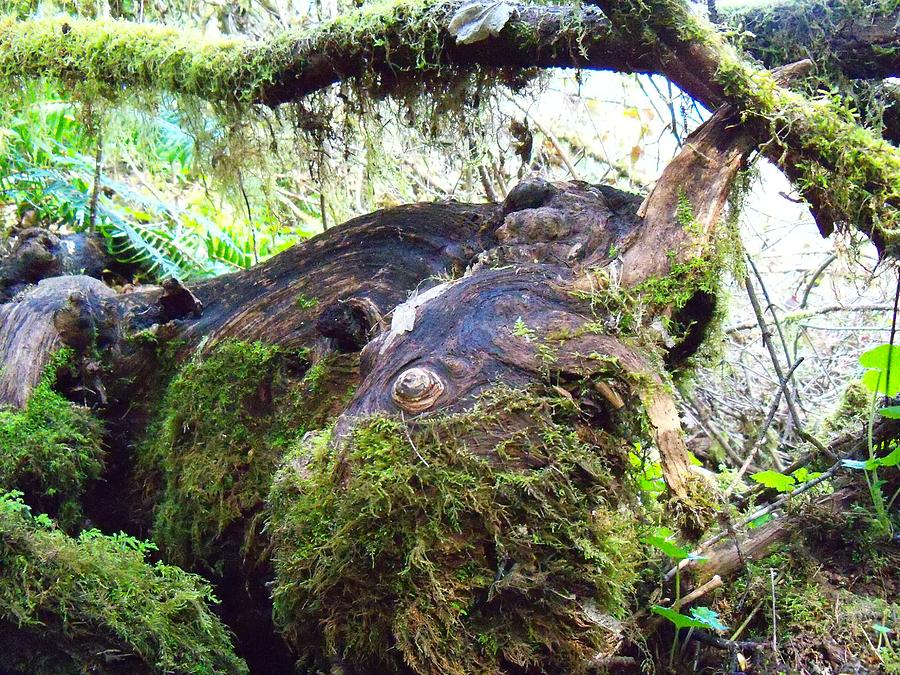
[0,94,759,672]
[0,53,896,673]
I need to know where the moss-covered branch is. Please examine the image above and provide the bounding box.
[0,0,896,108]
[0,3,640,106]
[592,0,900,255]
[723,0,900,80]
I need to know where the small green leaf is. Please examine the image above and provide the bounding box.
[791,467,822,483]
[859,344,900,370]
[750,470,796,493]
[876,445,900,468]
[878,406,900,419]
[873,623,892,635]
[859,345,900,396]
[747,513,773,529]
[643,535,692,560]
[862,369,900,396]
[651,606,710,630]
[690,606,729,632]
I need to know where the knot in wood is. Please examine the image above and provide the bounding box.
[392,367,444,412]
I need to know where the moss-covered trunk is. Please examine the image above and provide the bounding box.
[0,95,768,674]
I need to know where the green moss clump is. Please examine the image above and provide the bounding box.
[0,490,247,674]
[0,348,104,530]
[823,379,870,434]
[0,16,295,105]
[269,387,643,674]
[139,339,352,570]
[634,255,719,313]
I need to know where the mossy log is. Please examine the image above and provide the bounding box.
[0,101,769,672]
[3,79,893,673]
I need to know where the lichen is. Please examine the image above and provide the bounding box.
[0,347,104,530]
[0,490,247,674]
[269,387,644,674]
[137,339,353,571]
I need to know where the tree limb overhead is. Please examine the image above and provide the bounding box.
[0,0,896,108]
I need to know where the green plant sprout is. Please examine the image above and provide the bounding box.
[511,316,535,341]
[842,344,900,537]
[644,528,723,667]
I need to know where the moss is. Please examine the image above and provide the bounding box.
[723,542,899,670]
[0,348,104,530]
[294,293,319,309]
[0,490,246,674]
[138,339,352,571]
[572,249,725,362]
[634,255,719,313]
[823,379,870,434]
[599,0,899,254]
[269,387,644,674]
[723,0,898,84]
[0,16,296,105]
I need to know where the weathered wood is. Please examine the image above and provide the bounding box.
[0,275,116,407]
[0,202,494,407]
[0,228,111,301]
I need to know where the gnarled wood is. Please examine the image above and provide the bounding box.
[0,275,115,407]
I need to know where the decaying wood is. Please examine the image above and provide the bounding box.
[0,203,493,408]
[619,104,753,286]
[0,229,111,301]
[697,486,858,582]
[0,275,116,407]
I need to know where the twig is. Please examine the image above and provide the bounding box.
[799,253,837,309]
[730,597,767,642]
[673,575,723,610]
[747,256,801,410]
[744,273,827,455]
[885,265,900,401]
[501,92,580,180]
[724,358,804,497]
[725,304,892,334]
[666,457,846,581]
[770,569,779,662]
[478,165,501,202]
[237,169,258,265]
[400,412,429,467]
[685,393,745,468]
[687,630,762,651]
